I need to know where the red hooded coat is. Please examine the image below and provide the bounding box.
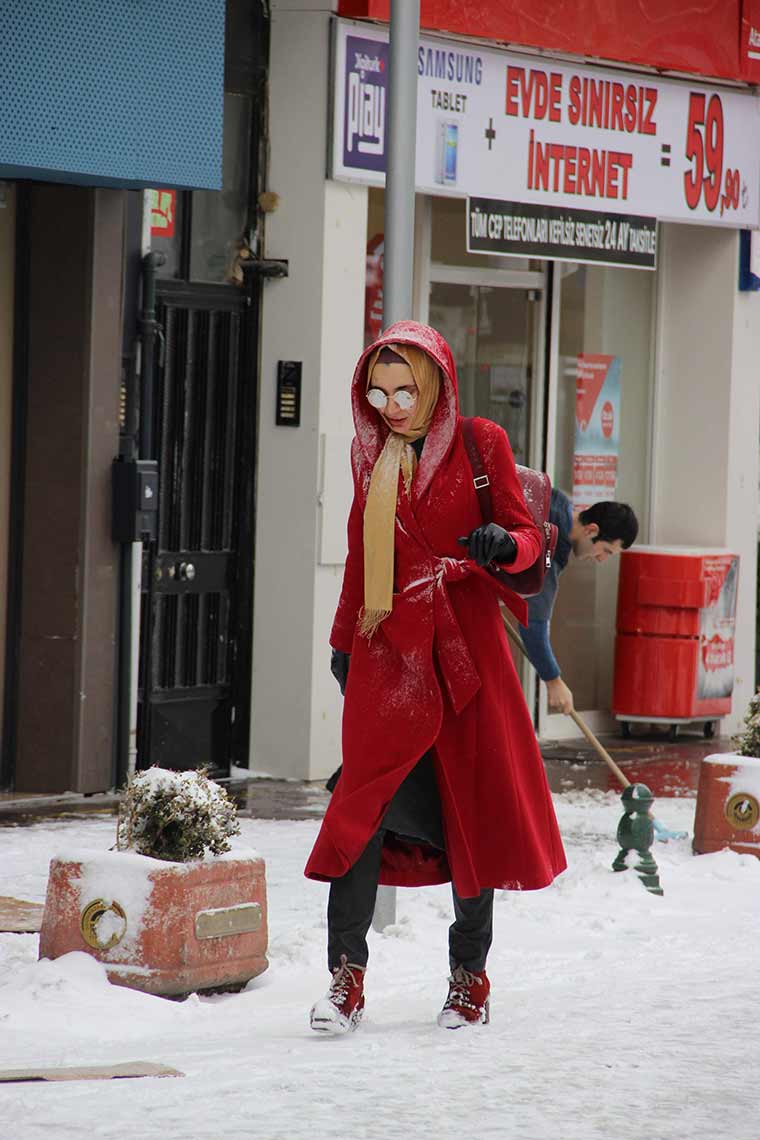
[305,322,566,896]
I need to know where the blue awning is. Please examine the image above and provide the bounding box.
[0,0,225,190]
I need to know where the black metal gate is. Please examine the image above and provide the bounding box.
[138,278,256,776]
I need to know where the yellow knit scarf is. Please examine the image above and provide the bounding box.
[360,344,441,638]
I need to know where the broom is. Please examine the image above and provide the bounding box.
[500,612,687,841]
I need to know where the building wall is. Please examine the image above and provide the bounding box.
[252,1,367,780]
[727,286,760,726]
[652,222,760,731]
[0,184,15,753]
[251,7,760,778]
[310,181,367,778]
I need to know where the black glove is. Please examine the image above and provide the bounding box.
[457,523,517,567]
[330,649,350,695]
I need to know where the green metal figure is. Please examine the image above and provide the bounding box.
[612,783,664,896]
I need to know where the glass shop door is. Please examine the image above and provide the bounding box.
[428,269,548,706]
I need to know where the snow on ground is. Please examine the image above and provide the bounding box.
[1,792,758,1140]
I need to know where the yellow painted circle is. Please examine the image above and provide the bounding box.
[725,792,760,831]
[80,899,127,950]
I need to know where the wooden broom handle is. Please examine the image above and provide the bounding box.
[500,610,630,791]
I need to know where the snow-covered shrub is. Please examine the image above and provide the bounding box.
[734,692,760,758]
[117,767,240,862]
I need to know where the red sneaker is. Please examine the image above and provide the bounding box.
[437,966,490,1029]
[309,955,366,1035]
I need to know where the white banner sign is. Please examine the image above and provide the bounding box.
[332,19,760,228]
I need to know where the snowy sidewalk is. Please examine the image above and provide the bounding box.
[1,792,758,1140]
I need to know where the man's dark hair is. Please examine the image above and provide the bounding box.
[578,502,638,549]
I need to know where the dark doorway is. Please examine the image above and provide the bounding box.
[138,279,256,776]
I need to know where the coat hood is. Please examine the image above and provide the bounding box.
[351,321,460,501]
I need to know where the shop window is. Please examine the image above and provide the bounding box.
[428,195,545,467]
[549,263,654,715]
[431,196,541,272]
[429,282,537,465]
[362,191,544,468]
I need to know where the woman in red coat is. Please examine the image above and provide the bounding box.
[306,321,565,1034]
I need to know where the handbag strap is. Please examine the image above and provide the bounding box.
[460,418,493,524]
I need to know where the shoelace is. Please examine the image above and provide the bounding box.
[445,966,482,1010]
[330,954,363,1004]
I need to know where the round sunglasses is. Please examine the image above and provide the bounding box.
[366,387,417,412]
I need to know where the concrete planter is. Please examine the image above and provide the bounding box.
[38,849,268,997]
[693,753,760,857]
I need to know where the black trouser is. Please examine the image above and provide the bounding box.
[327,827,494,973]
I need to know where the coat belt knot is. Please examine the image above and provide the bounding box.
[435,556,471,585]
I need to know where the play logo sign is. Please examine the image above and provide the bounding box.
[343,36,388,173]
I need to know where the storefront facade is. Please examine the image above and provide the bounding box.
[0,0,226,792]
[252,0,760,777]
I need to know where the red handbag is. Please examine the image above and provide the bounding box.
[460,418,558,598]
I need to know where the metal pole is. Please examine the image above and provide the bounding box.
[382,0,420,328]
[116,195,149,788]
[373,0,420,935]
[126,243,165,780]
